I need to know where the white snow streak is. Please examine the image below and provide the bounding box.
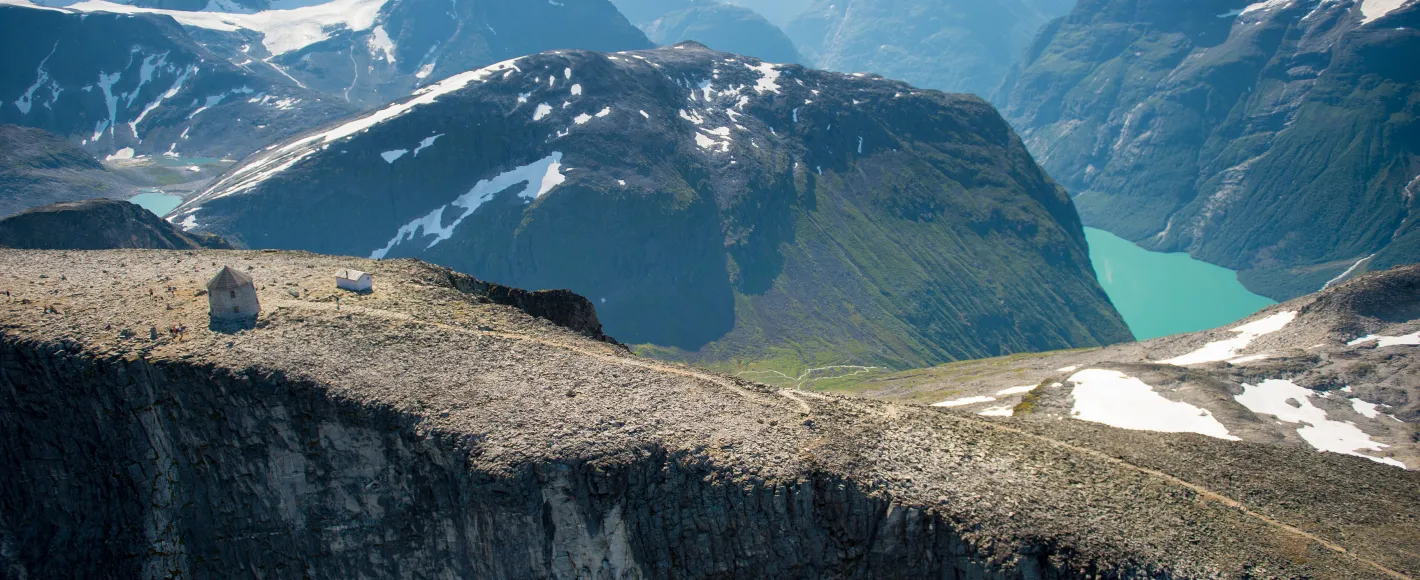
[1162,311,1297,365]
[1348,331,1420,348]
[370,152,566,259]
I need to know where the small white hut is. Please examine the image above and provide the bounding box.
[207,266,260,322]
[335,269,373,293]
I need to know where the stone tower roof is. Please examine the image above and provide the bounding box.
[206,266,254,291]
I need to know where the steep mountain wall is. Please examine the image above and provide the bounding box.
[0,340,994,578]
[998,0,1420,299]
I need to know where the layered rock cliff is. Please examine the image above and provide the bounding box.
[0,249,1417,578]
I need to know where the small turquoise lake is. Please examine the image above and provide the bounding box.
[1085,227,1275,340]
[128,190,184,217]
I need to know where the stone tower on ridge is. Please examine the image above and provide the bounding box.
[207,266,260,324]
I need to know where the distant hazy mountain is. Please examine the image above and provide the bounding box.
[5,0,652,113]
[177,44,1131,372]
[0,4,353,160]
[782,0,1074,97]
[998,0,1420,300]
[610,0,802,64]
[720,0,814,29]
[0,125,134,217]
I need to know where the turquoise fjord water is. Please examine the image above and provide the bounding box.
[128,190,184,217]
[1085,227,1275,341]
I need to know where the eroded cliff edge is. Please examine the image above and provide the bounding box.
[1,250,1417,579]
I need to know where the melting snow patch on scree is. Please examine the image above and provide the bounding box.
[1162,311,1297,365]
[1235,379,1404,468]
[932,396,996,408]
[1348,331,1420,348]
[380,149,407,163]
[1068,369,1238,440]
[370,152,565,259]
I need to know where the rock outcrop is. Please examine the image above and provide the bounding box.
[176,43,1131,374]
[0,198,231,250]
[0,249,1417,578]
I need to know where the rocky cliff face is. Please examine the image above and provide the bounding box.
[0,4,356,160]
[176,43,1131,374]
[0,125,135,217]
[0,198,231,249]
[1,249,1417,578]
[783,0,1075,97]
[843,264,1420,470]
[998,0,1420,300]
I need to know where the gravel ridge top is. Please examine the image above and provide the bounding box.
[2,248,1418,578]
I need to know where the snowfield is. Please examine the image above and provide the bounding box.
[1162,311,1296,365]
[1068,369,1238,441]
[1234,379,1404,468]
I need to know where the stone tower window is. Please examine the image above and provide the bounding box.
[230,290,236,298]
[233,306,240,313]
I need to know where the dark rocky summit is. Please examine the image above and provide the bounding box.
[0,249,1417,578]
[0,198,231,250]
[0,125,134,217]
[997,0,1420,300]
[841,264,1420,470]
[178,43,1132,373]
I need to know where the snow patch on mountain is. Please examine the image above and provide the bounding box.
[189,58,522,205]
[1162,311,1297,365]
[1068,369,1238,441]
[413,134,442,156]
[59,0,388,56]
[13,40,59,115]
[1361,0,1412,23]
[368,24,396,62]
[932,396,996,408]
[370,152,565,259]
[1234,379,1403,467]
[1348,330,1420,347]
